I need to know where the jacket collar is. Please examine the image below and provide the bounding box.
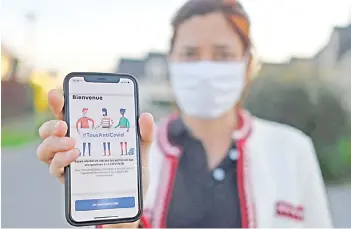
[158,109,253,157]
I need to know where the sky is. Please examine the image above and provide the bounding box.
[2,0,351,73]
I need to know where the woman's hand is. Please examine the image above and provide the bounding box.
[36,89,154,228]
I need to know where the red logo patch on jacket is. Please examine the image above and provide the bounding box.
[275,201,304,221]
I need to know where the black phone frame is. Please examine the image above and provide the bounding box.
[63,72,143,227]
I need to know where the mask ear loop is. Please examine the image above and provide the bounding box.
[236,51,252,110]
[242,52,251,65]
[247,48,261,79]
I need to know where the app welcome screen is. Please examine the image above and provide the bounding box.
[68,77,139,222]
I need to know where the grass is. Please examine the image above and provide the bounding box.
[1,112,53,148]
[1,128,38,148]
[319,137,351,183]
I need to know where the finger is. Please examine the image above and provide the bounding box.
[48,89,64,120]
[39,120,68,139]
[36,136,75,163]
[49,149,80,179]
[139,112,154,168]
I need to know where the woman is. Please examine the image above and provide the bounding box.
[36,0,332,227]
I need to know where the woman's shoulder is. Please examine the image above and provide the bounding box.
[251,116,314,151]
[251,116,318,180]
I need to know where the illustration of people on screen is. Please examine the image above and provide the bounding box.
[81,142,91,157]
[95,108,114,129]
[103,142,111,156]
[115,108,130,155]
[76,108,95,133]
[76,142,91,157]
[120,142,129,156]
[114,108,130,132]
[95,108,114,156]
[75,108,94,156]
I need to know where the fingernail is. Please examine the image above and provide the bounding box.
[53,122,62,135]
[54,121,61,130]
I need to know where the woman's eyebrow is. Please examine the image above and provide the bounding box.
[184,45,199,52]
[213,44,229,51]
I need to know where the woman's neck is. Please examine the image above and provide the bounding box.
[182,109,238,169]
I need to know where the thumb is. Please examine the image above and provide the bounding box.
[48,89,64,120]
[139,113,154,169]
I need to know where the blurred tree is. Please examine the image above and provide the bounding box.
[244,75,351,182]
[309,84,351,181]
[245,75,313,134]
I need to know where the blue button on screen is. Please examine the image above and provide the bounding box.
[75,197,135,211]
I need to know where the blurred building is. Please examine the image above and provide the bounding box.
[117,58,145,79]
[116,52,169,80]
[1,44,34,119]
[258,62,287,78]
[314,23,351,110]
[1,44,32,83]
[259,22,351,109]
[29,70,60,113]
[259,57,315,82]
[116,52,173,120]
[1,44,19,81]
[314,23,351,80]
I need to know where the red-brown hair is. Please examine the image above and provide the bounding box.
[169,0,251,54]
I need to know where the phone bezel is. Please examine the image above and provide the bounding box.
[63,72,143,227]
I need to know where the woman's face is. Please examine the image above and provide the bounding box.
[169,12,245,62]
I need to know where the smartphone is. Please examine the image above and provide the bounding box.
[63,72,143,227]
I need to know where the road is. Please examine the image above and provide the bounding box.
[327,183,351,227]
[2,142,351,228]
[1,142,71,228]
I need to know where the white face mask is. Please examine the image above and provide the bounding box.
[169,61,247,118]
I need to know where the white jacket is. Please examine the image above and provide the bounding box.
[140,110,333,228]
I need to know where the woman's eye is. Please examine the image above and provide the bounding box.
[214,52,235,61]
[185,50,197,58]
[182,51,198,61]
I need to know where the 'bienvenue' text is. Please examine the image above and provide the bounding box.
[72,95,103,100]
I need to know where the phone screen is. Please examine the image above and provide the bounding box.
[67,75,140,223]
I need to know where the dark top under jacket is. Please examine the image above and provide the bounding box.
[166,118,242,228]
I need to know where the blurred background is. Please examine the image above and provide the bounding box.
[1,0,351,227]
